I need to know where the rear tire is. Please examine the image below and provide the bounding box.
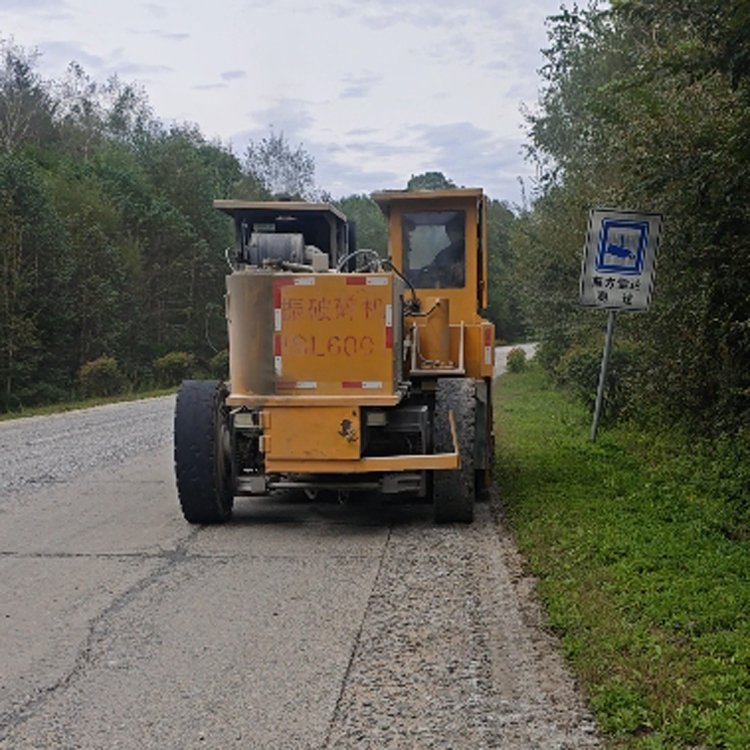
[476,378,494,503]
[174,380,234,524]
[433,378,476,524]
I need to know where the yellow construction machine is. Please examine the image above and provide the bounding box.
[174,188,495,523]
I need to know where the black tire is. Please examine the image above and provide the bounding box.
[433,378,476,524]
[476,378,494,503]
[174,380,234,524]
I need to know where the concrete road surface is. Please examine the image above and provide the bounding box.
[0,352,598,749]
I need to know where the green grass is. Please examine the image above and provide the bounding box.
[0,387,177,422]
[494,365,750,749]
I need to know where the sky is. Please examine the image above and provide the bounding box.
[1,0,563,204]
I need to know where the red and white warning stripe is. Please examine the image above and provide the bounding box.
[277,381,318,390]
[385,303,393,349]
[484,326,493,366]
[342,381,383,390]
[345,276,388,286]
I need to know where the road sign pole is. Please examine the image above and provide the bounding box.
[591,310,616,442]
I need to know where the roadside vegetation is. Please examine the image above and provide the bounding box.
[506,13,750,739]
[0,386,175,422]
[515,0,750,436]
[0,39,524,416]
[495,364,750,749]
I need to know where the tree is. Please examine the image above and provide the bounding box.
[335,194,387,256]
[244,130,316,199]
[0,154,68,409]
[0,38,55,154]
[55,63,154,158]
[485,199,526,342]
[519,0,750,433]
[406,171,456,190]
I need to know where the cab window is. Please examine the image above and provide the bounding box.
[402,211,465,288]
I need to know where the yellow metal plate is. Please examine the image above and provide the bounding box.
[273,274,396,396]
[264,406,361,461]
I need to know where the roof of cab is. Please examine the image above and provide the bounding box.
[213,200,347,223]
[371,187,484,214]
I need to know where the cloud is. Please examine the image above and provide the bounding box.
[408,121,527,202]
[193,82,228,91]
[358,8,451,31]
[143,2,166,19]
[230,97,401,196]
[427,31,475,64]
[316,157,400,196]
[38,40,106,71]
[0,0,64,9]
[191,70,246,92]
[150,30,190,41]
[116,61,172,76]
[38,40,173,80]
[221,69,246,81]
[231,98,526,199]
[238,99,317,142]
[340,72,380,99]
[346,127,378,137]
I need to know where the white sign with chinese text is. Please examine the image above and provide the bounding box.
[580,208,663,311]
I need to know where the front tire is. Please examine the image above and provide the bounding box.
[433,378,476,524]
[174,380,234,524]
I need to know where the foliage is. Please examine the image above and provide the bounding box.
[78,355,126,397]
[0,39,55,154]
[485,198,526,341]
[518,1,750,435]
[506,346,527,372]
[496,364,750,748]
[554,339,637,419]
[153,351,196,386]
[209,349,228,379]
[0,152,67,410]
[406,171,456,190]
[334,194,387,256]
[0,387,175,421]
[0,40,330,413]
[244,130,317,199]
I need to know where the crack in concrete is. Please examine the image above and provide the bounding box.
[0,550,377,562]
[321,523,393,750]
[0,527,202,742]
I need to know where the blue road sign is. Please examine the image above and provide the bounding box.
[596,219,648,275]
[580,209,662,311]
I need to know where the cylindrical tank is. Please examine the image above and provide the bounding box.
[419,296,451,366]
[226,271,275,395]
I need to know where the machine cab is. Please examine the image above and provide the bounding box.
[371,188,488,322]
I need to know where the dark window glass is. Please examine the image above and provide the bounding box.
[402,211,465,288]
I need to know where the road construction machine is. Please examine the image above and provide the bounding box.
[174,188,495,524]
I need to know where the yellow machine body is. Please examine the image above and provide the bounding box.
[372,188,495,380]
[219,191,495,477]
[226,271,403,403]
[225,268,459,473]
[175,192,495,524]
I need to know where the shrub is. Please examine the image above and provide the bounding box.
[555,342,636,419]
[153,351,196,386]
[535,332,572,373]
[78,356,126,397]
[209,350,229,379]
[506,347,528,373]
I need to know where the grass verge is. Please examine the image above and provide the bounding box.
[0,387,176,422]
[494,364,750,749]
